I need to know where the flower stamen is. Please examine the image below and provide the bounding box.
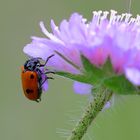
[39,21,64,45]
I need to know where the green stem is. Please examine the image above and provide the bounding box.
[67,88,112,140]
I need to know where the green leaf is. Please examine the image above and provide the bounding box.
[103,75,139,95]
[101,58,115,76]
[56,71,92,84]
[81,54,94,73]
[80,55,101,82]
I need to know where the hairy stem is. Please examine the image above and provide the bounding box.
[67,88,112,140]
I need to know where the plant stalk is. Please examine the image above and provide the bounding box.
[67,88,112,140]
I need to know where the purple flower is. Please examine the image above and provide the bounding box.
[23,10,140,94]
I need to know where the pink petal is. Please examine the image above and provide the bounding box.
[73,81,93,94]
[42,80,49,92]
[125,67,140,85]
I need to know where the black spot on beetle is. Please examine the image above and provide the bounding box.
[26,89,34,94]
[30,74,34,79]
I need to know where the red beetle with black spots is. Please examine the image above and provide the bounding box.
[21,55,54,102]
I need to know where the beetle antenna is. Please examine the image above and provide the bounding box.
[40,54,54,67]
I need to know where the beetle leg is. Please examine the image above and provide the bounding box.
[40,76,54,87]
[40,76,48,86]
[47,77,54,79]
[36,98,41,103]
[45,71,55,74]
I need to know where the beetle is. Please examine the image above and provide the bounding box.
[21,55,54,102]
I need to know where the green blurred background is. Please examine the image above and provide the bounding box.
[1,0,140,140]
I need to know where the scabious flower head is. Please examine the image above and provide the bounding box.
[23,10,140,94]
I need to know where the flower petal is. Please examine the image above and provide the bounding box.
[103,101,111,109]
[73,81,93,94]
[42,77,49,92]
[125,67,140,86]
